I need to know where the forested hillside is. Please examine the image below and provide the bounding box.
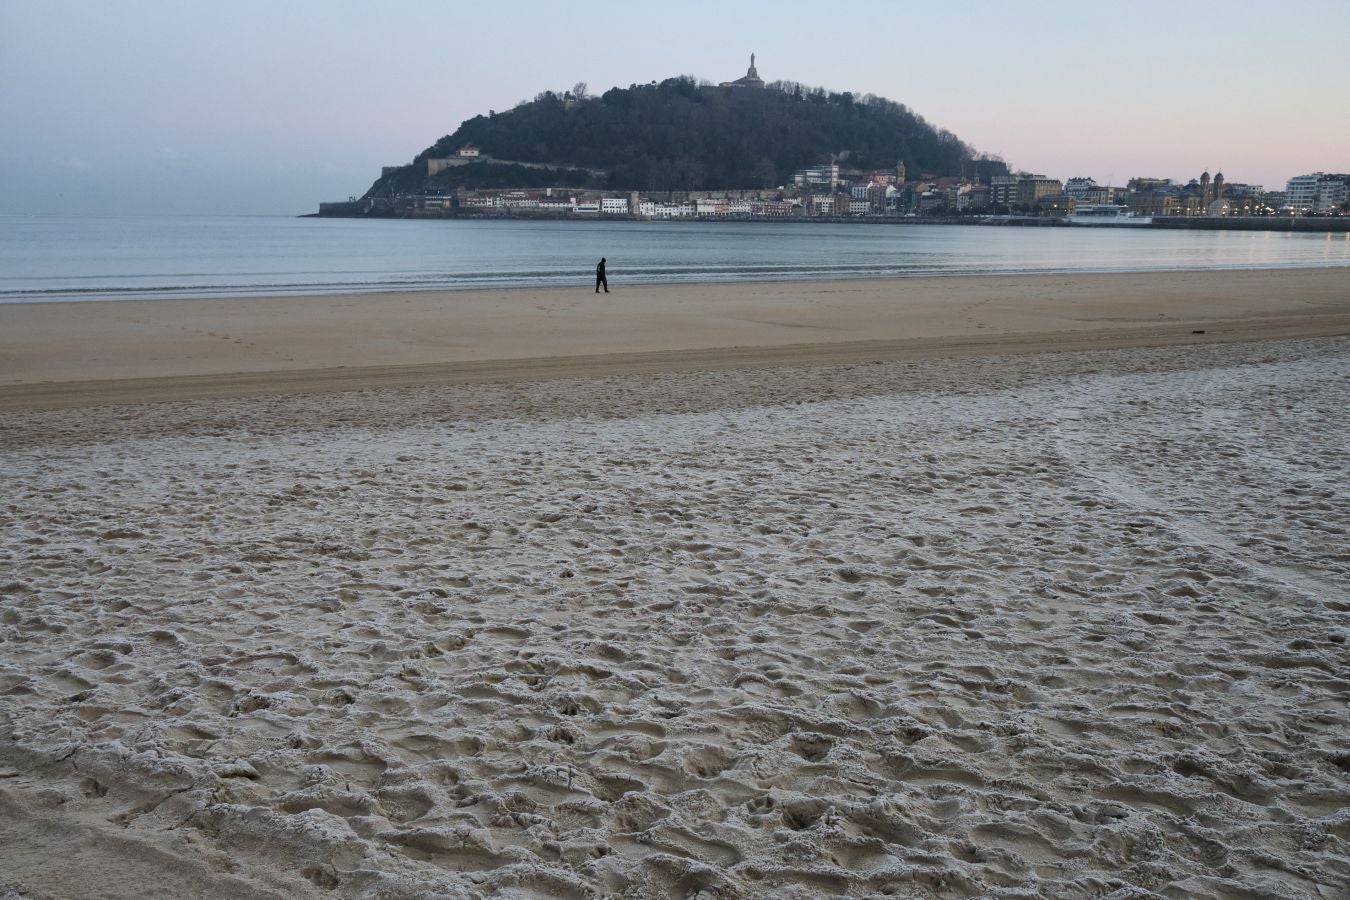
[367,76,1006,196]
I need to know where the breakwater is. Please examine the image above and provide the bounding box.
[1151,216,1350,233]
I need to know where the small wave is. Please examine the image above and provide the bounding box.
[1,261,1346,304]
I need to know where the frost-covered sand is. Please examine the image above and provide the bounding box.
[2,337,1349,899]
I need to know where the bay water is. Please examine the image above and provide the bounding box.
[2,215,1348,302]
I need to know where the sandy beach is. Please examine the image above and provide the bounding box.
[1,267,1348,409]
[2,270,1349,898]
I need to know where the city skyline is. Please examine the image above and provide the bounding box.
[1,0,1346,215]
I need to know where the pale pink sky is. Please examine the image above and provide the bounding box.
[2,0,1346,213]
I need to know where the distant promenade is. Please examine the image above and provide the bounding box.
[312,204,1350,233]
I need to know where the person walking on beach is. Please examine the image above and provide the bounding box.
[595,257,609,293]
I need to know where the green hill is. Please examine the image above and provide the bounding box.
[366,75,1007,197]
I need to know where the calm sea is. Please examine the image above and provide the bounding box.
[2,215,1348,302]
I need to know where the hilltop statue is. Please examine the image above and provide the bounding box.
[720,54,765,89]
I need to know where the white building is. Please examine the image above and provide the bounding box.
[1285,173,1322,212]
[1283,173,1348,214]
[500,192,538,209]
[1065,177,1093,193]
[1320,179,1349,212]
[1285,174,1350,214]
[1064,177,1114,203]
[793,163,839,190]
[600,197,629,214]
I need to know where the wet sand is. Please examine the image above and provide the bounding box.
[1,267,1347,410]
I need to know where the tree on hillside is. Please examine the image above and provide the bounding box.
[366,77,1007,197]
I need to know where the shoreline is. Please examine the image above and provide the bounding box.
[311,209,1350,233]
[7,258,1350,305]
[2,267,1347,410]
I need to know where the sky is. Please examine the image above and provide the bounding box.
[2,0,1347,215]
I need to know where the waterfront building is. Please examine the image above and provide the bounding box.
[1286,173,1349,214]
[916,191,943,213]
[867,183,889,213]
[990,175,1019,208]
[1259,191,1286,210]
[884,184,903,212]
[1037,194,1077,216]
[1284,173,1322,212]
[539,198,573,213]
[1064,177,1096,197]
[1064,177,1114,204]
[750,200,797,217]
[600,197,630,215]
[1319,179,1349,213]
[1179,194,1206,216]
[1126,177,1171,193]
[1128,189,1179,218]
[1215,185,1263,215]
[792,163,840,191]
[500,192,539,210]
[1015,176,1063,209]
[936,183,972,211]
